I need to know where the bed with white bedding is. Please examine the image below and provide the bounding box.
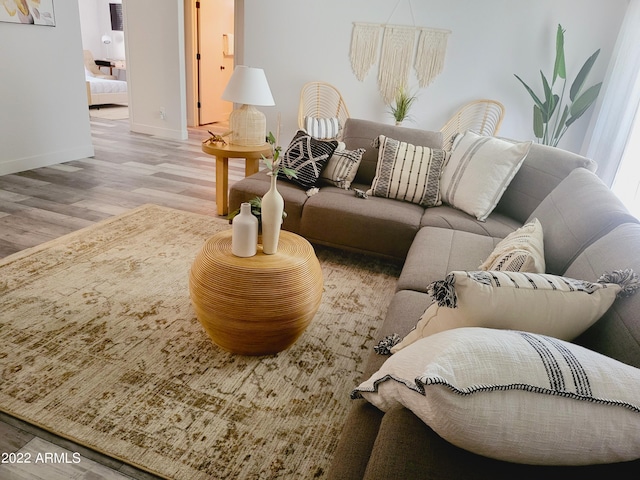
[86,75,128,106]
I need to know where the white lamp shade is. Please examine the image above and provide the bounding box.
[221,65,275,106]
[101,34,112,45]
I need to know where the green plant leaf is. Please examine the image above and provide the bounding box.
[567,82,602,125]
[553,105,570,141]
[569,49,600,101]
[266,131,276,145]
[514,74,545,110]
[540,71,553,117]
[281,166,298,179]
[533,105,544,138]
[553,24,566,83]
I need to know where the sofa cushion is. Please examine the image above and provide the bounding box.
[494,142,597,223]
[568,223,640,368]
[527,168,638,275]
[397,227,501,293]
[321,147,365,189]
[299,185,423,260]
[478,218,545,272]
[341,118,443,186]
[354,327,640,466]
[280,130,338,189]
[440,131,532,221]
[368,135,448,207]
[392,269,633,353]
[420,205,520,239]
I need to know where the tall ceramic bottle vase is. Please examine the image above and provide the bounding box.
[231,202,258,257]
[261,173,284,254]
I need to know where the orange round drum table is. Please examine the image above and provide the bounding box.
[189,229,324,355]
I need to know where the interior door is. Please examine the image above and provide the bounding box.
[197,0,234,125]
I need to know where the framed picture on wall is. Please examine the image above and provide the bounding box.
[0,0,56,26]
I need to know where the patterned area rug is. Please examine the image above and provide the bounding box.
[0,204,400,479]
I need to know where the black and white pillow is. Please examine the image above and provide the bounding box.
[321,148,365,189]
[367,135,448,207]
[281,130,338,190]
[355,327,640,466]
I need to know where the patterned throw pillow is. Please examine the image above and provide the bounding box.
[390,269,639,353]
[321,147,365,189]
[440,131,532,221]
[355,327,640,465]
[304,116,340,140]
[478,218,545,272]
[280,130,338,190]
[367,135,449,207]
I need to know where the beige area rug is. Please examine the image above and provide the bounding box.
[0,205,400,479]
[89,105,129,120]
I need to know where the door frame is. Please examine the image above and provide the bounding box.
[184,0,244,128]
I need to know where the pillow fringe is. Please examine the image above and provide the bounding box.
[427,273,457,307]
[374,334,402,355]
[598,269,640,298]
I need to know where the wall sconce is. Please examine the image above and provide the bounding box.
[102,34,112,58]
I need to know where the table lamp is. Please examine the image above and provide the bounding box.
[221,65,275,146]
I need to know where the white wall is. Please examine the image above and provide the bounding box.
[123,0,188,140]
[0,1,94,176]
[243,0,628,154]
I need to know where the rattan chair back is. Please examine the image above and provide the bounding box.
[297,82,350,140]
[440,99,505,150]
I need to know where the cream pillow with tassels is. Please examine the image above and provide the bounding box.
[479,218,545,273]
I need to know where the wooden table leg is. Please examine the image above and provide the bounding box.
[216,156,229,216]
[245,158,260,176]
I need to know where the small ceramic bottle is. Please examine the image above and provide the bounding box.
[232,202,258,257]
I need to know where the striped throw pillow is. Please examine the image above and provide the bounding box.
[304,116,340,140]
[321,148,365,189]
[440,131,532,221]
[367,135,449,207]
[355,327,640,465]
[391,269,638,354]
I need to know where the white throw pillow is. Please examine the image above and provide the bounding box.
[304,116,340,140]
[391,269,638,353]
[367,135,449,207]
[478,218,545,272]
[440,131,532,221]
[355,327,640,466]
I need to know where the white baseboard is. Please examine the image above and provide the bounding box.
[0,145,95,176]
[129,122,188,140]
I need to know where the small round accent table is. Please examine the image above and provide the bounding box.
[201,142,272,216]
[189,230,324,355]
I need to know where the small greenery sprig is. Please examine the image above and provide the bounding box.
[263,132,297,179]
[389,86,417,124]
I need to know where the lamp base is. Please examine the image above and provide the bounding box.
[229,104,267,146]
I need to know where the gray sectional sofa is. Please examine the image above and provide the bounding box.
[229,119,640,478]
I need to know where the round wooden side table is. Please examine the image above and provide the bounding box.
[201,142,272,216]
[189,229,324,355]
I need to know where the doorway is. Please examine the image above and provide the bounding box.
[185,0,235,127]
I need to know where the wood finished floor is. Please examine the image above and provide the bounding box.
[0,115,251,479]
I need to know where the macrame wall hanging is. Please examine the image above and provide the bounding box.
[349,0,451,104]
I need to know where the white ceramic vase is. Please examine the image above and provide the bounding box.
[231,202,258,257]
[261,173,284,255]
